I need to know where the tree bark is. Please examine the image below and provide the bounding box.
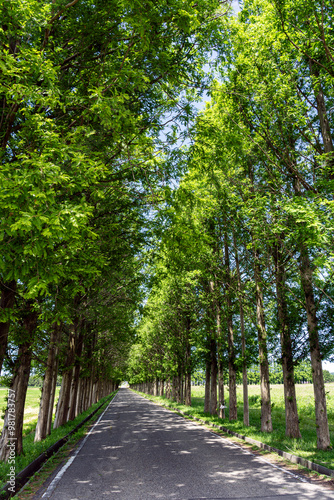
[166,378,171,399]
[233,232,249,426]
[175,374,181,403]
[216,304,225,419]
[0,280,16,373]
[224,235,237,421]
[272,240,301,439]
[180,373,184,404]
[253,248,273,432]
[209,337,218,415]
[292,175,331,449]
[0,304,37,460]
[53,325,76,428]
[300,244,331,449]
[172,376,176,401]
[75,378,84,417]
[185,334,192,406]
[217,342,225,419]
[204,357,211,413]
[46,355,59,436]
[227,314,237,421]
[35,323,61,442]
[68,324,84,422]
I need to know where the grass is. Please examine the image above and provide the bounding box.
[135,383,334,472]
[0,388,117,490]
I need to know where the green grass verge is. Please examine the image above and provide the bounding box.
[133,383,334,471]
[0,391,117,490]
[12,393,117,500]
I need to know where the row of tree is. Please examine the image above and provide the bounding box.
[0,0,225,460]
[191,361,328,385]
[127,0,334,451]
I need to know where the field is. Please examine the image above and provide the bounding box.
[0,387,60,438]
[191,382,334,434]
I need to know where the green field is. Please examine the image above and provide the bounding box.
[192,382,334,433]
[0,387,60,438]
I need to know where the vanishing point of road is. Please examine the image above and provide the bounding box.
[34,388,334,500]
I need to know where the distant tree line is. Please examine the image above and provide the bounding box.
[191,361,334,385]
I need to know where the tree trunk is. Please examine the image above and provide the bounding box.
[35,324,61,442]
[216,305,225,419]
[46,355,59,436]
[210,338,218,415]
[185,335,191,406]
[87,372,95,408]
[68,325,84,422]
[254,249,273,432]
[185,373,191,406]
[175,375,181,403]
[217,342,225,419]
[224,235,237,421]
[227,314,237,421]
[300,244,330,449]
[53,325,76,428]
[292,174,330,449]
[166,378,171,399]
[272,240,301,439]
[0,280,16,373]
[172,376,176,401]
[233,232,249,426]
[0,305,37,460]
[75,378,84,417]
[204,357,211,413]
[81,378,88,412]
[180,373,184,404]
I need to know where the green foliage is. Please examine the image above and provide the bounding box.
[246,361,313,385]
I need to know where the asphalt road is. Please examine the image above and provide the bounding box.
[34,388,334,500]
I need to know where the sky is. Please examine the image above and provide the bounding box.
[323,361,334,373]
[232,0,241,14]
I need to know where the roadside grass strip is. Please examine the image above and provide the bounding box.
[0,391,118,499]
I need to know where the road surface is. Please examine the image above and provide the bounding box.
[34,388,334,499]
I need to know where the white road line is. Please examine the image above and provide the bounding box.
[41,392,119,499]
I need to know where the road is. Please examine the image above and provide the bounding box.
[34,388,334,499]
